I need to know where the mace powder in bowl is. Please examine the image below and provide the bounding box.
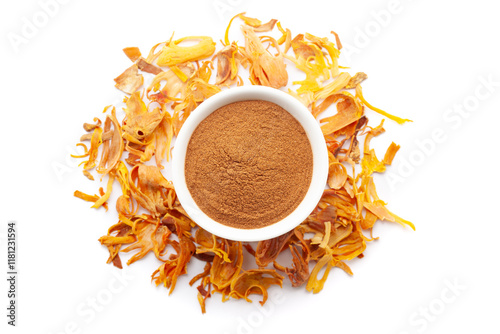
[184,100,313,229]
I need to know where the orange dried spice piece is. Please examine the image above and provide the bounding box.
[73,14,413,313]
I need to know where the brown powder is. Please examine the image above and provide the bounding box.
[184,100,313,229]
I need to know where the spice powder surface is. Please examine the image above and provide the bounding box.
[185,100,313,229]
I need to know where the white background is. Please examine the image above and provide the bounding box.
[1,0,499,333]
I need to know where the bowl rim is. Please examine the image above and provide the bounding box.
[172,85,328,242]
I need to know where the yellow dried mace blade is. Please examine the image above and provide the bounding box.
[236,13,278,33]
[211,241,244,291]
[156,36,216,67]
[328,162,348,190]
[355,85,412,125]
[121,222,171,265]
[319,92,364,135]
[73,14,413,313]
[195,228,231,262]
[346,72,368,89]
[240,24,288,89]
[97,108,124,177]
[123,47,141,62]
[214,43,242,87]
[114,64,143,94]
[274,244,309,287]
[255,230,294,267]
[137,58,163,75]
[229,269,284,305]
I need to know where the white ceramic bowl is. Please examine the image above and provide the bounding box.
[172,85,328,242]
